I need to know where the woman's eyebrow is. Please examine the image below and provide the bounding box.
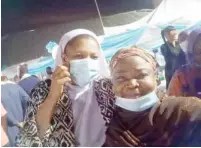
[117,68,149,73]
[114,70,127,75]
[115,68,150,76]
[113,72,127,78]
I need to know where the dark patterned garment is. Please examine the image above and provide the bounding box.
[104,97,201,147]
[16,78,115,147]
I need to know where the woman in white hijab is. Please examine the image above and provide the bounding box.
[16,29,115,147]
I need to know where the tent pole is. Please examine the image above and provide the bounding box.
[94,0,105,35]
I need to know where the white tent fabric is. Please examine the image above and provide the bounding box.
[104,0,201,35]
[148,0,201,25]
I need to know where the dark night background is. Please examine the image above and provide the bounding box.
[1,0,160,68]
[2,0,154,35]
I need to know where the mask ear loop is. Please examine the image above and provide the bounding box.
[61,54,71,68]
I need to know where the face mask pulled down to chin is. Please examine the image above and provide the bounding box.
[70,58,99,87]
[115,91,159,112]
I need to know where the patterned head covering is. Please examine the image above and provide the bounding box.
[110,47,158,72]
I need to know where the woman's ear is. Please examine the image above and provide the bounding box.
[62,54,70,68]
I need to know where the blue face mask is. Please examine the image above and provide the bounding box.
[115,91,159,112]
[70,58,99,87]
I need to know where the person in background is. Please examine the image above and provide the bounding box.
[43,66,53,79]
[16,29,114,147]
[168,27,201,99]
[177,27,199,68]
[13,75,20,83]
[1,81,30,146]
[1,75,8,82]
[104,47,201,147]
[17,63,29,80]
[1,103,9,147]
[1,75,15,84]
[18,63,40,95]
[160,26,186,89]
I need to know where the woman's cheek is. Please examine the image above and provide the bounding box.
[112,82,127,97]
[140,77,156,94]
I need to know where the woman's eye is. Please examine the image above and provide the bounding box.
[116,77,126,82]
[75,55,83,59]
[91,55,98,60]
[136,73,148,79]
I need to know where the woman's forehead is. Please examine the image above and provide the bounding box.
[65,37,99,53]
[112,56,152,73]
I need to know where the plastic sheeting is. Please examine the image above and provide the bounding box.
[104,0,201,35]
[29,21,201,75]
[101,26,146,59]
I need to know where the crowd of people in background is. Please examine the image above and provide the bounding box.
[1,63,52,146]
[1,27,201,147]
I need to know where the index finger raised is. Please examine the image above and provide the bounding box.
[53,65,68,77]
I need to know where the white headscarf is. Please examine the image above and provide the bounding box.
[55,29,109,146]
[55,29,110,77]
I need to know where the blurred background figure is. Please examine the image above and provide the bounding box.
[17,63,40,95]
[43,66,53,80]
[1,103,9,147]
[168,27,201,98]
[1,74,8,82]
[13,75,20,83]
[1,81,30,146]
[160,26,186,89]
[18,63,30,80]
[1,75,15,84]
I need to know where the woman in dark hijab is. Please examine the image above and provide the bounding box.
[104,47,201,147]
[160,26,186,89]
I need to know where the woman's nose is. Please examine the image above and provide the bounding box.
[127,79,139,89]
